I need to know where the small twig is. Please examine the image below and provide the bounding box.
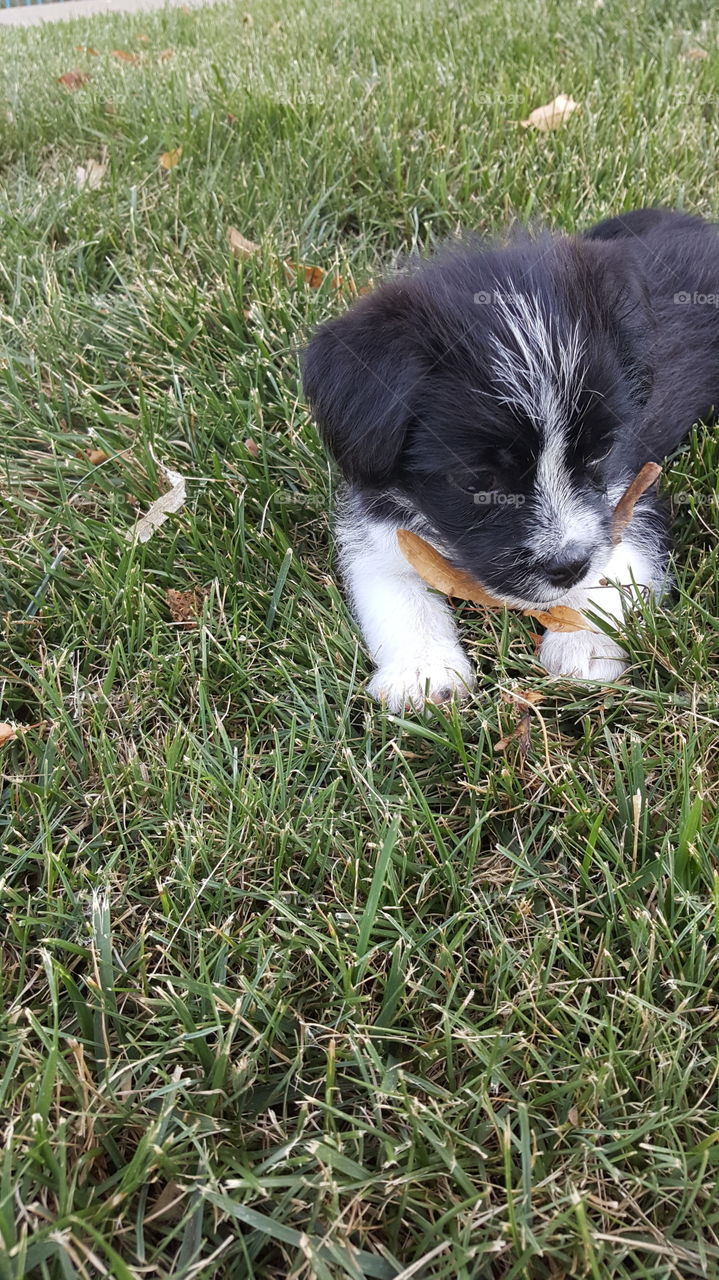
[611,462,662,545]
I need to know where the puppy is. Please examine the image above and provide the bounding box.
[304,208,719,710]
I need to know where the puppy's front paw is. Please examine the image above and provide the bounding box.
[367,650,476,713]
[539,628,628,681]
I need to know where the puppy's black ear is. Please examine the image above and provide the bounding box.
[303,283,423,485]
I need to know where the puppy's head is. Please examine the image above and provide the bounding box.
[303,234,652,607]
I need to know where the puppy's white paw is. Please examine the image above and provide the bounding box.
[539,628,628,681]
[367,650,476,712]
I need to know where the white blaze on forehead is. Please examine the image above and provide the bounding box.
[489,290,598,555]
[489,290,585,431]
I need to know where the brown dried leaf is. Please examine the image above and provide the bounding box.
[227,226,260,259]
[397,530,507,608]
[112,49,140,63]
[285,260,325,288]
[528,605,591,633]
[58,71,90,89]
[245,438,259,457]
[521,93,580,132]
[86,448,109,465]
[0,722,17,746]
[166,588,206,625]
[160,147,183,171]
[75,45,99,55]
[159,49,175,60]
[494,708,532,758]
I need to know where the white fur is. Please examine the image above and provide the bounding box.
[490,292,602,556]
[337,514,475,711]
[490,291,585,434]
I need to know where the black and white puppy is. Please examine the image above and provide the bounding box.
[304,208,719,710]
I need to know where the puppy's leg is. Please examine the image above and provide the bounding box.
[338,504,475,711]
[539,522,668,681]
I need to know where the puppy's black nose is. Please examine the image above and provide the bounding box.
[543,544,592,588]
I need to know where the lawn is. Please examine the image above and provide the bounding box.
[1,0,719,1276]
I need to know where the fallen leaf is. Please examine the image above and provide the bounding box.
[112,49,140,64]
[514,689,544,705]
[612,462,662,544]
[285,260,325,288]
[76,158,107,191]
[159,146,183,170]
[58,71,90,90]
[521,93,580,132]
[685,46,707,59]
[528,605,591,633]
[125,456,187,543]
[227,226,260,259]
[245,438,259,457]
[158,48,175,60]
[166,587,206,624]
[86,448,108,465]
[396,530,503,609]
[226,112,237,125]
[0,723,17,746]
[75,45,99,54]
[494,709,531,758]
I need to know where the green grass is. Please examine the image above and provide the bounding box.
[1,0,719,1276]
